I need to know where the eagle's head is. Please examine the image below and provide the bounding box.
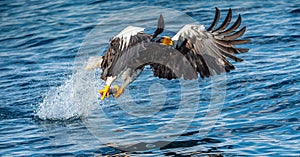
[153,36,173,46]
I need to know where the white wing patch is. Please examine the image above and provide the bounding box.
[114,26,145,51]
[172,24,205,41]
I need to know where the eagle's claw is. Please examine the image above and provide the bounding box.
[98,85,110,100]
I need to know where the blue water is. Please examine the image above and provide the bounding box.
[1,0,300,156]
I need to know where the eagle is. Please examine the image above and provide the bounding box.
[85,8,250,100]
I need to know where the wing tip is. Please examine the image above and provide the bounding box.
[207,7,221,31]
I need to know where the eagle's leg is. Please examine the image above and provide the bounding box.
[98,76,116,100]
[113,69,132,98]
[113,68,143,98]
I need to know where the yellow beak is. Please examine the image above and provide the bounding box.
[161,36,173,46]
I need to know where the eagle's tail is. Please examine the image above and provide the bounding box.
[152,14,165,39]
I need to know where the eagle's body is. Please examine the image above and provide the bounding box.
[85,8,250,100]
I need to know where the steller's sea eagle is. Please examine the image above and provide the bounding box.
[85,8,250,100]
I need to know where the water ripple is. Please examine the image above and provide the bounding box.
[1,0,300,156]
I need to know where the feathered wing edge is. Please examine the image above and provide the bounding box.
[83,26,145,72]
[209,7,250,56]
[151,8,250,80]
[84,15,165,76]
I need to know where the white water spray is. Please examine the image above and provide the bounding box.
[36,69,99,120]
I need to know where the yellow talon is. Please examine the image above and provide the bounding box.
[114,87,124,98]
[98,85,110,100]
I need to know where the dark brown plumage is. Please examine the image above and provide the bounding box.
[100,33,152,80]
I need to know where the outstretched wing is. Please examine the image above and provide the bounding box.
[151,8,250,79]
[100,27,152,80]
[101,15,165,80]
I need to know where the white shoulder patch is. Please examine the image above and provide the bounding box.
[172,24,205,41]
[114,26,145,51]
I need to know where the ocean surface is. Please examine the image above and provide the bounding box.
[1,0,300,156]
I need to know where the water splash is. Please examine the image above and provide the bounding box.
[36,69,99,120]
